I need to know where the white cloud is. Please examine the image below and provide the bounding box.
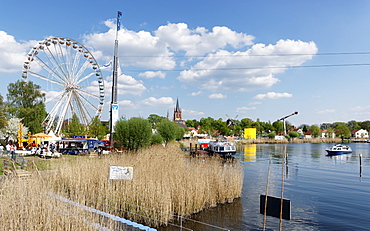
[190,91,202,96]
[0,31,34,73]
[248,101,262,105]
[155,23,254,56]
[139,71,166,79]
[140,97,174,106]
[317,109,336,114]
[350,105,370,111]
[183,109,205,116]
[178,39,317,92]
[83,22,176,70]
[209,93,227,99]
[104,73,146,96]
[118,99,137,108]
[236,106,257,112]
[253,92,293,100]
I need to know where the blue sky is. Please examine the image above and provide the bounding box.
[1,1,370,127]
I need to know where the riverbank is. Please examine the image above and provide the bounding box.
[180,138,344,148]
[0,142,243,230]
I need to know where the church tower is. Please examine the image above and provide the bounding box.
[173,98,183,122]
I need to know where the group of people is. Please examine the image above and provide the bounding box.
[0,141,61,159]
[0,143,18,160]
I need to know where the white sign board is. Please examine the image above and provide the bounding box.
[109,165,134,180]
[111,104,119,132]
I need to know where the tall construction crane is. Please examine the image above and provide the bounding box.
[277,111,298,135]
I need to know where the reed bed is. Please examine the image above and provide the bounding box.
[0,142,243,230]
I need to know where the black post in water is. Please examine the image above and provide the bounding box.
[359,153,362,177]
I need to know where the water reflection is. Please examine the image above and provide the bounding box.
[326,153,352,161]
[243,144,256,163]
[160,143,370,230]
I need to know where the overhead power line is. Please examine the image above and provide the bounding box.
[118,51,370,58]
[124,62,370,73]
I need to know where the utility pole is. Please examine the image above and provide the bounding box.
[277,111,298,136]
[109,11,122,150]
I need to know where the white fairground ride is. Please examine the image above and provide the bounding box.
[21,37,105,136]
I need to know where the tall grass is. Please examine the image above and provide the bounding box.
[0,142,243,229]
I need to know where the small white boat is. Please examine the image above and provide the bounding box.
[208,140,237,155]
[326,144,352,155]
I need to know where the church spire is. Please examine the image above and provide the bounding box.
[173,97,183,122]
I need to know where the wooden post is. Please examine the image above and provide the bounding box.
[263,153,272,231]
[359,154,362,177]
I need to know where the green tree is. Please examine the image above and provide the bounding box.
[288,131,299,140]
[252,121,263,136]
[185,119,195,128]
[347,120,360,131]
[267,131,276,139]
[87,116,109,140]
[150,133,163,145]
[147,114,166,129]
[310,125,321,138]
[359,120,370,131]
[174,126,186,140]
[114,117,152,151]
[240,118,253,128]
[299,124,310,133]
[335,124,351,142]
[62,114,86,137]
[0,94,7,129]
[156,120,183,145]
[272,121,284,134]
[6,80,47,134]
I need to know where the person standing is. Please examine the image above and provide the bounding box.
[10,144,16,161]
[6,143,10,155]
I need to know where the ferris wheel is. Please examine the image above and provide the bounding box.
[21,37,105,135]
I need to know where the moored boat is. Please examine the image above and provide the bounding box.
[326,144,352,155]
[209,140,237,155]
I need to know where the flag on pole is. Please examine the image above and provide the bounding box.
[117,11,122,31]
[101,61,112,69]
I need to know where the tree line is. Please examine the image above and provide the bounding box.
[0,80,367,148]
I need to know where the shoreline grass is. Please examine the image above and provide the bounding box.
[0,142,243,230]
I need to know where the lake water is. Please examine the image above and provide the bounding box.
[165,142,370,230]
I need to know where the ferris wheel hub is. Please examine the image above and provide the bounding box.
[66,84,81,90]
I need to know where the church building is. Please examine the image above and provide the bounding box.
[173,98,185,124]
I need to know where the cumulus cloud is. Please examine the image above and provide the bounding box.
[190,91,202,96]
[0,31,34,73]
[249,101,262,105]
[83,23,176,70]
[178,39,318,92]
[140,97,174,107]
[155,23,254,56]
[118,99,137,108]
[253,92,293,100]
[236,106,257,112]
[104,73,146,96]
[317,109,336,114]
[183,109,205,116]
[209,93,227,99]
[138,71,166,79]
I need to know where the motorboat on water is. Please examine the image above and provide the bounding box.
[326,144,352,155]
[208,140,237,155]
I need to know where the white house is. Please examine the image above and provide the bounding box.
[321,129,335,139]
[352,129,369,139]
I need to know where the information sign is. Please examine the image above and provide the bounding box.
[109,165,134,180]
